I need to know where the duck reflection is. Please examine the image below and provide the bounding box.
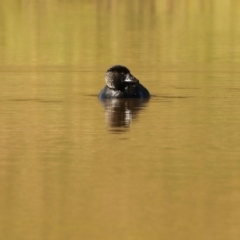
[99,98,149,132]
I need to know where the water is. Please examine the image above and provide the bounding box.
[1,1,240,240]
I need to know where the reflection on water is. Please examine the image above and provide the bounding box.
[1,1,240,240]
[99,98,149,132]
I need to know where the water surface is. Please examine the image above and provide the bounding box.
[1,1,240,240]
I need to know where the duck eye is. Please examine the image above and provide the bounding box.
[121,72,125,79]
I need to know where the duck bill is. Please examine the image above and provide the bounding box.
[124,74,139,84]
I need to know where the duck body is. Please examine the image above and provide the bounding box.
[98,65,150,99]
[99,82,150,99]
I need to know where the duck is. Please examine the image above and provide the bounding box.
[98,65,150,99]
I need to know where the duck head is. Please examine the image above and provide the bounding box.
[105,65,139,90]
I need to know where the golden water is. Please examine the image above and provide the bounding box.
[1,1,240,240]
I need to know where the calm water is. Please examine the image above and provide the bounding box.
[1,1,240,240]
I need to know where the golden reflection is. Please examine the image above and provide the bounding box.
[0,0,240,70]
[1,1,240,240]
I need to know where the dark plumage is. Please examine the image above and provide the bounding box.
[98,65,150,99]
